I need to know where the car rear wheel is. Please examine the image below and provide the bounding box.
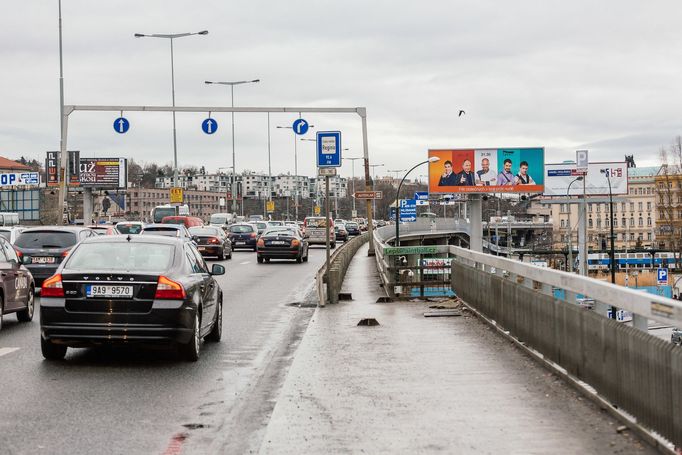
[17,287,35,322]
[217,249,225,261]
[179,312,201,362]
[0,296,3,333]
[205,296,222,342]
[257,256,264,264]
[41,337,67,360]
[296,255,302,263]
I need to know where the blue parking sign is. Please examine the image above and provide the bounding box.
[657,268,669,285]
[399,199,417,222]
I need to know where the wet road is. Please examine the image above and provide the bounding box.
[0,246,328,455]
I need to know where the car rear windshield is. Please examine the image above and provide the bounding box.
[230,225,253,233]
[66,242,174,272]
[0,230,11,242]
[141,228,178,237]
[116,224,143,234]
[346,222,358,228]
[256,222,268,229]
[15,231,78,249]
[264,229,297,238]
[305,218,327,228]
[189,227,220,236]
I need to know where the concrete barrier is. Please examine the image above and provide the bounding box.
[316,233,369,306]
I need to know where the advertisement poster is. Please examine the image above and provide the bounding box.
[428,148,544,194]
[78,158,127,188]
[543,162,628,196]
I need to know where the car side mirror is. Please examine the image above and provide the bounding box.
[211,264,225,276]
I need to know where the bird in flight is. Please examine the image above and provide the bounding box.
[458,110,466,117]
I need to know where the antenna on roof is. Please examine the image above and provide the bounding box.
[126,234,132,242]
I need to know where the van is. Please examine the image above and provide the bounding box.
[303,216,336,248]
[209,212,237,230]
[161,216,204,229]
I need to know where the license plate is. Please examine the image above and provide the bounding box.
[32,256,55,264]
[86,285,133,298]
[271,241,287,245]
[236,241,245,245]
[198,246,206,251]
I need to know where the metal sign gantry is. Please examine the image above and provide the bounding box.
[57,104,376,254]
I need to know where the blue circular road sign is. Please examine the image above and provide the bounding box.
[292,118,309,135]
[202,118,218,135]
[113,117,130,134]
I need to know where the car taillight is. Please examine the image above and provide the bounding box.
[42,274,64,297]
[154,276,186,300]
[208,237,220,244]
[250,232,257,238]
[291,239,300,247]
[14,249,23,259]
[257,238,265,247]
[61,250,70,258]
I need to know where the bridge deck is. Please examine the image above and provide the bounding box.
[260,244,655,454]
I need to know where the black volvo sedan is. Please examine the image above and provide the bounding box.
[40,235,225,361]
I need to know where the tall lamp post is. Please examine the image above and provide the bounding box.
[205,79,260,216]
[343,156,363,217]
[395,157,440,246]
[134,30,208,188]
[601,168,617,319]
[566,176,584,272]
[370,164,385,218]
[277,124,314,220]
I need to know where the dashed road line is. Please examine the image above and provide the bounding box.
[0,347,20,358]
[240,261,250,265]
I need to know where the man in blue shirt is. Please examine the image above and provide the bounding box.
[496,158,514,186]
[438,160,458,186]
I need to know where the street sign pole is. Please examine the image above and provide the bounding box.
[325,175,331,305]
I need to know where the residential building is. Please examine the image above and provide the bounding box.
[126,188,224,221]
[655,164,682,252]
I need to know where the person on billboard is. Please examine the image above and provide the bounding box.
[455,159,476,186]
[438,160,458,186]
[496,159,515,186]
[514,161,536,185]
[475,158,496,186]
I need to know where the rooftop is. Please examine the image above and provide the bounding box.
[628,166,660,178]
[0,157,31,171]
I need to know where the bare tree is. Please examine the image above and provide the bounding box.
[657,136,682,270]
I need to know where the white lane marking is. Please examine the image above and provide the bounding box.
[240,261,250,265]
[0,347,19,357]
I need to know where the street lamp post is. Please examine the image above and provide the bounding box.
[601,168,617,320]
[395,157,440,247]
[205,79,260,216]
[343,156,363,217]
[567,176,584,272]
[134,30,208,188]
[278,124,314,220]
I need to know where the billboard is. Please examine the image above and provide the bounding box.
[78,158,127,188]
[543,162,628,196]
[0,173,40,187]
[428,148,544,194]
[45,151,58,187]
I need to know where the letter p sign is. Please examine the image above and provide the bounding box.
[576,150,589,171]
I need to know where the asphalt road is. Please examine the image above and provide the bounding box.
[0,245,329,455]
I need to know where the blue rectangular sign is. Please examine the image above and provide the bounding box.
[399,198,417,222]
[316,131,342,168]
[415,191,429,201]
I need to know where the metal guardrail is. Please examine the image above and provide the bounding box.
[372,225,682,448]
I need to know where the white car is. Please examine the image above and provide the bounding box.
[0,226,26,244]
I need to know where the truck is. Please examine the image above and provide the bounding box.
[209,212,237,230]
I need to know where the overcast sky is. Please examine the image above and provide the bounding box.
[1,1,680,179]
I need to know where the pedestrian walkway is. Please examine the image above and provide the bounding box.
[259,244,656,454]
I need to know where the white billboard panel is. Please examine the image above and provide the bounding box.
[543,162,628,196]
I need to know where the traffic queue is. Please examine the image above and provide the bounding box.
[0,212,368,362]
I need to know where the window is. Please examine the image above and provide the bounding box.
[621,202,626,212]
[630,233,635,241]
[647,202,651,211]
[647,233,652,241]
[647,217,652,226]
[588,219,593,228]
[621,217,626,227]
[638,202,643,211]
[560,219,565,228]
[638,217,643,227]
[596,204,601,213]
[630,203,635,211]
[588,203,593,212]
[629,217,634,227]
[597,218,602,229]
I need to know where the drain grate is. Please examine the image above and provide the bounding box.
[357,318,380,326]
[338,292,353,301]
